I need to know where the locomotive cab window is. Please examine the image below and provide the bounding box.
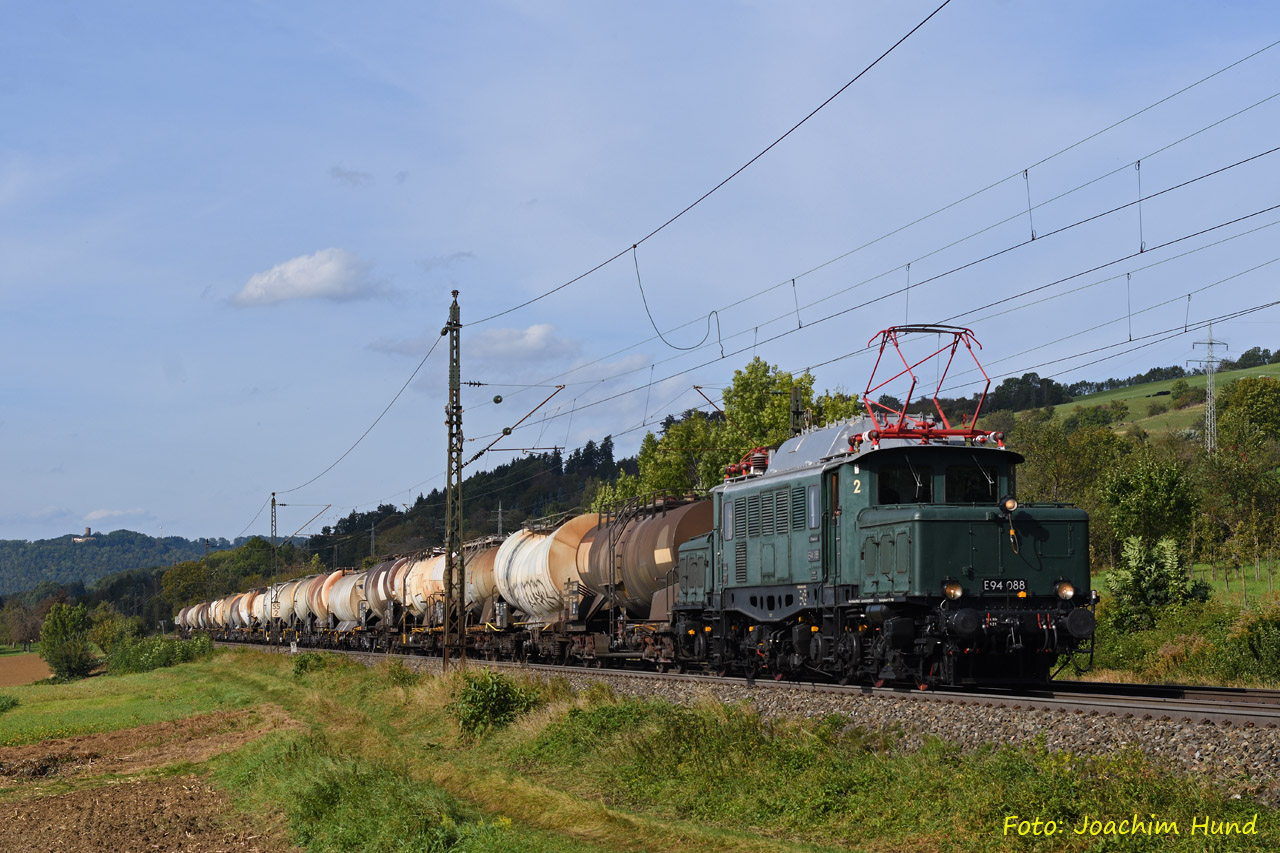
[877,464,933,504]
[945,465,996,503]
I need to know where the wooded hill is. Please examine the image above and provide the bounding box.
[0,530,218,596]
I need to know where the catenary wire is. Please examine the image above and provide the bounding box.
[276,334,443,496]
[470,0,955,326]
[464,87,1280,414]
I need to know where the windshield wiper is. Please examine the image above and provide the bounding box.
[970,453,995,494]
[905,455,924,500]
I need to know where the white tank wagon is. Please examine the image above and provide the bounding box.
[292,574,322,624]
[308,570,346,626]
[251,589,272,625]
[364,557,410,622]
[211,596,231,629]
[272,579,302,625]
[239,591,263,629]
[465,546,499,611]
[494,514,598,626]
[327,571,368,627]
[404,553,446,618]
[224,594,246,629]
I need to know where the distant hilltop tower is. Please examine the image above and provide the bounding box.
[73,527,92,542]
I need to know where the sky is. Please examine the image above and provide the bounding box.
[3,1,1279,543]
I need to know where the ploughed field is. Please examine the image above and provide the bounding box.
[0,648,1275,852]
[0,652,51,687]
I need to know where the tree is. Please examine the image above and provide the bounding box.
[814,389,861,426]
[0,601,41,651]
[980,410,1017,435]
[1235,346,1272,370]
[1220,375,1280,437]
[720,357,815,450]
[986,373,1071,412]
[637,413,727,494]
[88,601,141,655]
[39,602,96,680]
[1100,453,1196,544]
[1169,378,1205,410]
[161,560,209,607]
[592,471,642,512]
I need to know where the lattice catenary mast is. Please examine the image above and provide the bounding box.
[442,291,466,669]
[1189,322,1228,455]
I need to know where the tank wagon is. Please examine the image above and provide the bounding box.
[181,326,1096,687]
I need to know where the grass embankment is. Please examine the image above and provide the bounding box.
[2,649,1276,851]
[1056,362,1280,436]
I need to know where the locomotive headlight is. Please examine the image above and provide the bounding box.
[999,495,1018,514]
[943,581,964,600]
[1055,581,1076,601]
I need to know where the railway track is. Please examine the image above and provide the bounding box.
[218,641,1280,728]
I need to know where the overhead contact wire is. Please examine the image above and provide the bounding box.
[471,0,954,327]
[278,334,443,495]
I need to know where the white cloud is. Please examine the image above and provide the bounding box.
[418,251,473,273]
[330,165,373,186]
[370,323,579,365]
[233,249,386,306]
[86,508,146,521]
[470,324,579,363]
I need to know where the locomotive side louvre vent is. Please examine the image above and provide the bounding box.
[791,487,805,531]
[734,497,749,583]
[747,494,761,537]
[762,490,776,537]
[775,490,789,533]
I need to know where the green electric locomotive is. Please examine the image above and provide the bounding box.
[671,326,1096,686]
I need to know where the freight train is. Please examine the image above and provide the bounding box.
[179,326,1097,687]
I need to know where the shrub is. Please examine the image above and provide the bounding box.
[1104,538,1209,632]
[0,694,17,714]
[292,652,330,677]
[39,603,96,680]
[107,633,212,675]
[1170,379,1205,409]
[1146,401,1168,417]
[1223,606,1280,682]
[450,669,541,740]
[379,659,421,688]
[89,608,143,656]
